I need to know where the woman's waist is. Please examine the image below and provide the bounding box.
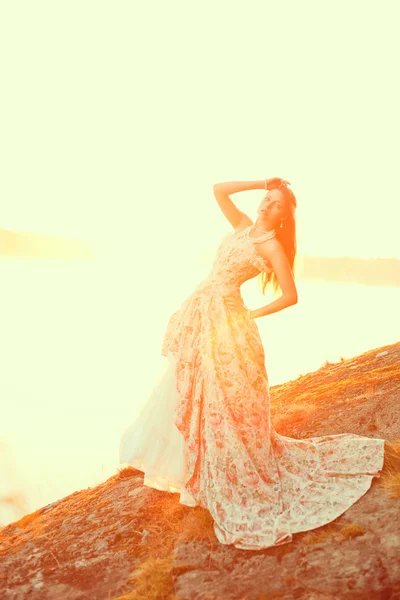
[193,278,242,296]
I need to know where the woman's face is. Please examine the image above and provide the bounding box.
[257,189,287,222]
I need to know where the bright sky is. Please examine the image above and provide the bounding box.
[1,1,399,266]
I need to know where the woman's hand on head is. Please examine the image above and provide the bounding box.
[266,177,291,190]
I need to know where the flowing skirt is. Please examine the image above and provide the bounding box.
[119,351,197,507]
[119,345,385,550]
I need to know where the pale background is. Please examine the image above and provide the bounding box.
[0,0,399,527]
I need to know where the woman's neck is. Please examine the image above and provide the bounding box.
[254,217,275,232]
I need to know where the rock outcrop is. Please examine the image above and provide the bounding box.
[1,341,399,599]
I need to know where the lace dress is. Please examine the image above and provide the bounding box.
[119,225,385,550]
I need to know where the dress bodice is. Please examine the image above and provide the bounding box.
[193,225,275,297]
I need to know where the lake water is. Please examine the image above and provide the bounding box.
[1,256,399,527]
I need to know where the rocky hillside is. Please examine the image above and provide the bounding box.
[1,341,399,600]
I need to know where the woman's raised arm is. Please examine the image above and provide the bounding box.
[212,180,265,230]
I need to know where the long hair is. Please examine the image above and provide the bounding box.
[258,183,298,296]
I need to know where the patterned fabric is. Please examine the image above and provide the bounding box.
[119,225,385,550]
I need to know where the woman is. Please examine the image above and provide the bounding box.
[119,177,385,550]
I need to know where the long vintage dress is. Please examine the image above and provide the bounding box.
[119,224,385,550]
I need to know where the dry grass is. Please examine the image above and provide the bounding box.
[114,556,177,600]
[115,466,143,481]
[270,343,400,415]
[300,523,342,544]
[380,440,400,498]
[339,524,365,541]
[114,489,217,600]
[299,522,369,546]
[132,491,216,563]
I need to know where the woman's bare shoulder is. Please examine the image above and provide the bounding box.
[256,237,283,260]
